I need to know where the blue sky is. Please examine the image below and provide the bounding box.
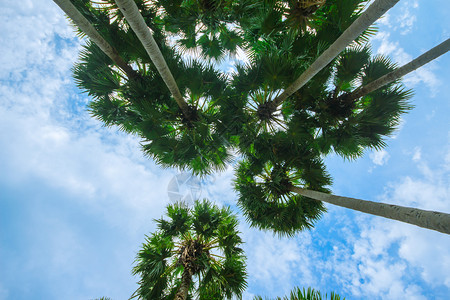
[0,0,449,299]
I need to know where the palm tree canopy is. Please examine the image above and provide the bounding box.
[67,0,414,177]
[254,286,345,300]
[234,131,332,236]
[71,0,233,175]
[131,200,247,299]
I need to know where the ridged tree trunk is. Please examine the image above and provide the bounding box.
[175,268,193,300]
[290,186,450,234]
[272,0,400,107]
[53,0,137,79]
[114,0,191,117]
[346,38,450,100]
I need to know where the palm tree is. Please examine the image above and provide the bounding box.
[235,156,450,235]
[113,0,192,118]
[131,200,247,299]
[254,286,344,300]
[299,46,413,158]
[345,38,450,101]
[74,42,232,175]
[290,186,450,234]
[67,0,233,175]
[270,0,400,108]
[234,132,332,236]
[53,0,137,79]
[230,40,413,160]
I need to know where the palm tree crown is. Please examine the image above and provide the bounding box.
[131,200,247,299]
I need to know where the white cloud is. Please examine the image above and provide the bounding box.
[373,32,412,64]
[373,32,440,94]
[0,3,174,298]
[397,2,418,35]
[412,147,422,162]
[402,63,440,95]
[242,228,318,297]
[0,0,77,79]
[203,165,237,206]
[370,149,390,166]
[374,1,419,35]
[377,12,390,27]
[338,150,450,299]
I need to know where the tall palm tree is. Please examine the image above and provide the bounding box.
[131,200,247,299]
[254,286,345,300]
[113,0,193,118]
[74,41,232,175]
[270,0,400,108]
[229,41,413,160]
[67,0,233,175]
[235,157,450,235]
[290,186,450,234]
[53,0,137,79]
[298,46,413,158]
[234,132,332,236]
[345,38,450,101]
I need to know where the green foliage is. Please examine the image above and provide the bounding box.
[71,0,413,234]
[234,133,332,235]
[132,200,247,299]
[254,286,345,300]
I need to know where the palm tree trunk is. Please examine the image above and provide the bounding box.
[114,0,191,117]
[175,268,192,300]
[272,0,400,107]
[290,186,450,234]
[347,38,450,100]
[53,0,137,79]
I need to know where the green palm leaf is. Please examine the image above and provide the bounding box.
[132,200,247,300]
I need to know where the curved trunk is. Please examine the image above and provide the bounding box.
[53,0,137,79]
[272,0,400,107]
[175,268,192,300]
[347,38,450,100]
[114,0,191,117]
[290,186,450,234]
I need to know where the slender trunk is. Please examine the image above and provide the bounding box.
[175,268,192,300]
[53,0,137,79]
[272,0,400,107]
[290,186,450,234]
[114,0,191,117]
[347,38,450,100]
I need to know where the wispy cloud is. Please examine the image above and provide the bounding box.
[333,150,450,299]
[374,1,419,35]
[370,149,390,166]
[0,2,173,298]
[372,31,440,94]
